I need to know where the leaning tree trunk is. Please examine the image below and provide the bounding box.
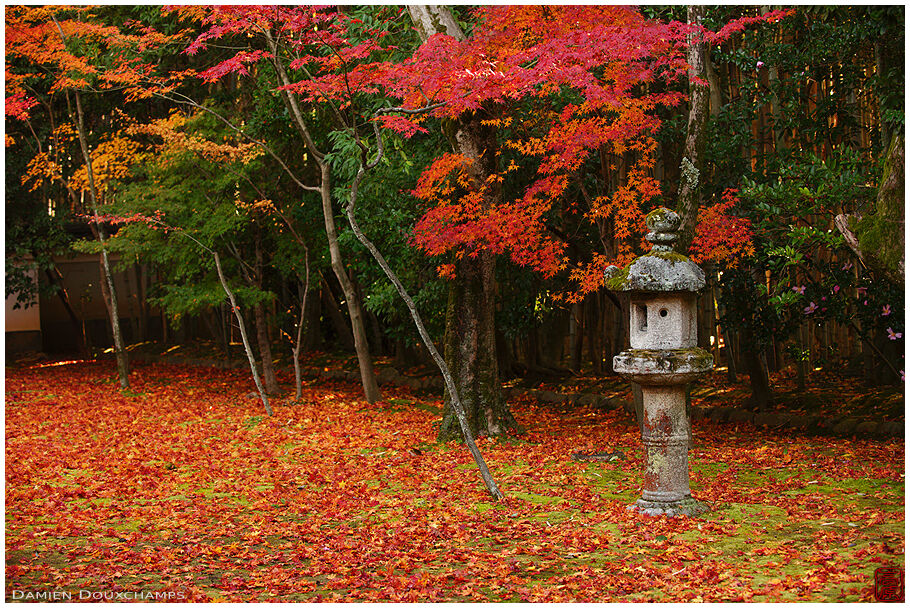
[265,29,381,404]
[292,261,310,401]
[343,138,503,500]
[213,252,272,416]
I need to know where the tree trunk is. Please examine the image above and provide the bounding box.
[438,251,517,440]
[319,166,381,403]
[742,328,773,410]
[71,90,129,389]
[408,6,515,440]
[675,5,710,254]
[254,302,279,394]
[52,17,128,385]
[44,265,88,356]
[407,5,465,39]
[322,277,354,351]
[265,29,380,404]
[214,252,272,416]
[292,258,310,401]
[342,147,503,499]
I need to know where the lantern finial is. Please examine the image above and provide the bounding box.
[645,207,680,252]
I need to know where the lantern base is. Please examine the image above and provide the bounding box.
[629,496,709,517]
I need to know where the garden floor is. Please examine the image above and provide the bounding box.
[5,358,905,601]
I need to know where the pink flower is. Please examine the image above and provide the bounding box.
[756,61,765,69]
[842,262,853,271]
[792,285,806,295]
[833,285,840,294]
[804,302,818,314]
[901,370,905,382]
[887,328,902,340]
[882,304,892,316]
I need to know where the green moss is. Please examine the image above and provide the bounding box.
[511,491,564,505]
[645,207,676,226]
[604,264,630,291]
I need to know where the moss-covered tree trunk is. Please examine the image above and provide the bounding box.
[438,250,517,441]
[675,4,710,254]
[408,7,518,441]
[857,133,904,283]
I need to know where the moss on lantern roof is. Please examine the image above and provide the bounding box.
[605,251,705,293]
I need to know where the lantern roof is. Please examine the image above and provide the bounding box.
[604,207,706,293]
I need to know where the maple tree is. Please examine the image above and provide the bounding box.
[5,5,186,387]
[166,4,398,405]
[101,108,296,414]
[357,6,787,436]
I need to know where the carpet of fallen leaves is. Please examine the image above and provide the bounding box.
[6,359,904,602]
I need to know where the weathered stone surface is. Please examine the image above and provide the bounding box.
[605,208,713,517]
[786,415,820,430]
[613,348,714,385]
[709,407,732,422]
[628,293,698,349]
[574,394,598,406]
[605,252,706,293]
[819,417,838,431]
[753,412,784,428]
[595,396,623,411]
[538,391,560,403]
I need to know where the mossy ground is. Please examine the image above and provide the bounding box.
[5,359,903,602]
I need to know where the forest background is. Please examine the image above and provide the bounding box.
[5,4,905,435]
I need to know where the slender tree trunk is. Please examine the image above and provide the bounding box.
[213,252,272,416]
[319,169,380,403]
[292,252,310,401]
[254,302,279,394]
[742,327,773,410]
[70,89,129,389]
[343,150,503,500]
[251,234,279,394]
[321,278,354,351]
[265,30,380,404]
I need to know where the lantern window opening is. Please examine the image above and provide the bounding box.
[637,304,648,332]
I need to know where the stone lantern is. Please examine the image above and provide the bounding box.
[605,208,713,517]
